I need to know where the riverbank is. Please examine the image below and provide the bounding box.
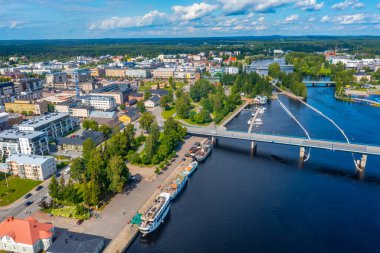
[103,136,203,253]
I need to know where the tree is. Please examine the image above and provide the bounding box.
[82,119,98,131]
[190,79,215,102]
[47,104,55,112]
[48,175,59,199]
[70,158,84,182]
[139,112,155,132]
[82,139,96,163]
[99,125,112,139]
[124,124,135,144]
[268,62,281,79]
[160,95,171,110]
[136,100,146,113]
[144,91,152,101]
[169,76,176,89]
[107,156,129,193]
[120,104,126,110]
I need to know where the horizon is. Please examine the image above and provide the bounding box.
[1,0,380,39]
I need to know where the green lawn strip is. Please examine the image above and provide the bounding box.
[174,115,210,126]
[51,206,90,220]
[0,175,41,207]
[161,107,176,119]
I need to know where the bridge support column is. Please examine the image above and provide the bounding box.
[299,147,306,159]
[358,154,367,171]
[212,136,218,146]
[250,141,257,157]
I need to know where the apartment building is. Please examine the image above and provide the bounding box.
[0,82,18,105]
[81,96,116,110]
[90,68,106,77]
[125,69,151,78]
[152,68,175,79]
[105,68,126,78]
[18,113,79,141]
[45,72,68,87]
[6,154,56,180]
[0,130,49,157]
[4,100,48,115]
[90,83,132,104]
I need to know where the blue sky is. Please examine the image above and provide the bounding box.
[1,0,379,39]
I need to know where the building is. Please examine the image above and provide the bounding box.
[46,231,104,253]
[6,154,56,180]
[71,107,91,118]
[224,67,239,75]
[125,68,151,78]
[105,68,126,78]
[0,129,49,157]
[14,78,43,93]
[0,112,8,130]
[119,110,140,124]
[149,89,169,97]
[89,111,119,127]
[90,83,132,104]
[0,216,54,253]
[152,68,175,79]
[80,96,116,111]
[90,68,106,77]
[18,113,79,141]
[129,92,144,101]
[5,100,48,115]
[0,82,18,105]
[45,72,68,88]
[144,95,160,108]
[174,70,197,80]
[68,69,91,83]
[354,72,372,82]
[56,130,104,151]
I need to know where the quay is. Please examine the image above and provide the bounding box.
[220,101,248,127]
[187,126,380,171]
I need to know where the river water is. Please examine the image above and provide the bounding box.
[128,88,380,253]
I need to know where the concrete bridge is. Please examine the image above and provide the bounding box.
[303,80,336,87]
[186,126,380,170]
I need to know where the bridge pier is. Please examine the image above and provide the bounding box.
[299,147,306,159]
[212,136,218,146]
[250,141,257,157]
[358,154,367,171]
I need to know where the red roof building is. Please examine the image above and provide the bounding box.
[0,216,54,253]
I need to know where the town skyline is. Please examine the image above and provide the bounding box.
[1,0,380,39]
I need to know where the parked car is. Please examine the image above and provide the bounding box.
[40,196,47,202]
[35,185,43,191]
[24,201,33,206]
[76,219,84,225]
[24,193,32,199]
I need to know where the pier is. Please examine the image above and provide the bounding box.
[186,126,380,171]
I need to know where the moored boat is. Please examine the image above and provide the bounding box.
[162,173,188,200]
[194,139,213,162]
[182,161,198,176]
[139,192,171,234]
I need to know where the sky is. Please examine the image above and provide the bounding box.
[0,0,380,39]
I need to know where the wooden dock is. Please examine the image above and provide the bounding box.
[248,108,260,134]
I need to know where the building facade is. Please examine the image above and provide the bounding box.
[4,100,48,115]
[81,96,116,111]
[6,154,56,180]
[125,69,151,78]
[152,68,175,79]
[105,68,126,78]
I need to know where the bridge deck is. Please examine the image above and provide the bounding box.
[186,127,380,156]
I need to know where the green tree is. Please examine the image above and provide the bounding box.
[169,76,176,89]
[144,91,152,101]
[47,104,55,112]
[139,112,155,132]
[82,139,96,163]
[99,125,112,139]
[136,100,146,113]
[160,94,171,110]
[120,104,126,110]
[48,175,59,200]
[124,124,135,144]
[70,158,84,182]
[268,62,281,79]
[107,156,129,193]
[190,79,215,102]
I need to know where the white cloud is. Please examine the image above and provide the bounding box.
[284,14,299,23]
[254,25,267,30]
[377,3,380,8]
[9,20,26,28]
[257,16,265,22]
[332,0,364,10]
[321,15,329,22]
[89,10,170,30]
[333,13,366,24]
[172,2,218,21]
[218,0,323,14]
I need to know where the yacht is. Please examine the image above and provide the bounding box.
[162,173,188,200]
[139,192,171,234]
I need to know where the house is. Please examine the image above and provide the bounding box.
[126,98,137,106]
[56,130,104,151]
[119,109,140,124]
[89,111,120,127]
[144,95,160,108]
[129,92,144,101]
[149,89,169,97]
[353,72,371,82]
[46,231,104,253]
[0,216,54,253]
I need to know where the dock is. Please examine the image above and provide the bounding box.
[221,101,248,127]
[248,108,260,134]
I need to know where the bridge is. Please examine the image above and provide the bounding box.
[186,126,380,170]
[303,80,336,87]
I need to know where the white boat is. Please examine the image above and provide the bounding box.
[258,108,266,114]
[183,161,198,176]
[162,173,188,200]
[194,139,214,162]
[247,120,252,125]
[254,118,263,126]
[139,192,171,234]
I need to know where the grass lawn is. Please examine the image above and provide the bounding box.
[175,115,210,126]
[0,174,41,207]
[162,107,176,119]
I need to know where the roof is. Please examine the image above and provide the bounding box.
[0,216,53,245]
[7,154,54,165]
[149,89,169,97]
[18,113,70,129]
[124,110,139,118]
[148,95,161,103]
[57,130,103,146]
[131,92,143,97]
[0,129,46,140]
[46,231,104,253]
[90,111,116,119]
[126,99,137,105]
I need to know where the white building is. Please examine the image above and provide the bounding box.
[81,96,116,111]
[45,72,68,85]
[6,154,56,180]
[0,130,49,158]
[152,68,175,79]
[125,69,151,78]
[144,95,160,108]
[224,67,239,75]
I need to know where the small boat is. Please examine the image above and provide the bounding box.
[247,120,252,125]
[139,192,171,234]
[183,161,198,176]
[194,139,213,162]
[162,173,188,200]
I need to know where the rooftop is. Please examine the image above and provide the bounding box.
[7,154,54,165]
[90,111,116,119]
[57,130,103,146]
[18,113,70,129]
[0,216,53,245]
[46,231,104,253]
[0,129,46,139]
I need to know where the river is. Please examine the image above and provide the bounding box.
[128,87,380,253]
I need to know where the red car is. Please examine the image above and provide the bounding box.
[76,219,84,225]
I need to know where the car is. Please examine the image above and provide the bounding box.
[182,158,186,162]
[130,175,141,182]
[35,185,43,191]
[24,193,32,199]
[40,196,47,202]
[24,201,33,207]
[76,219,84,225]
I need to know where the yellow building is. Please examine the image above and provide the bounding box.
[119,110,139,124]
[105,68,126,78]
[5,100,48,115]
